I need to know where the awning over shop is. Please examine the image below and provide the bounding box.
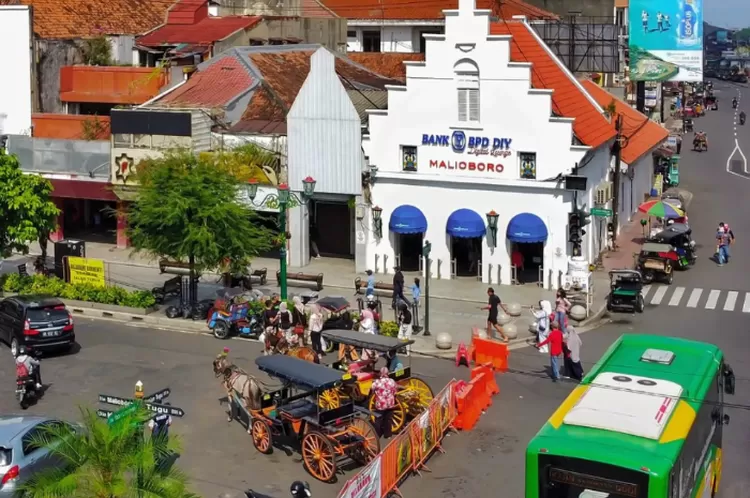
[50,179,118,202]
[446,209,485,238]
[507,213,548,243]
[389,205,427,234]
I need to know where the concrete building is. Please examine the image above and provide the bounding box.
[318,0,556,53]
[360,0,622,290]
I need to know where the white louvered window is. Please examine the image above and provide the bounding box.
[455,59,480,123]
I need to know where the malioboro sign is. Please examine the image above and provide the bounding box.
[422,130,513,174]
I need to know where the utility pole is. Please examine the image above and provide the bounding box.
[611,114,624,246]
[636,81,646,113]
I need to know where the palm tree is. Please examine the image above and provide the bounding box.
[18,406,198,498]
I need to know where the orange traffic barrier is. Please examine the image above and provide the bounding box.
[471,333,509,372]
[455,342,469,367]
[470,366,491,408]
[479,362,500,397]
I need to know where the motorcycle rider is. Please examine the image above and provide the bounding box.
[290,481,312,497]
[15,346,41,389]
[694,130,707,148]
[732,97,738,108]
[740,110,746,125]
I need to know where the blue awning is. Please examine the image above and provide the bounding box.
[507,213,548,243]
[446,209,486,238]
[389,205,427,234]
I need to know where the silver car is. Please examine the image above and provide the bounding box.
[0,416,71,496]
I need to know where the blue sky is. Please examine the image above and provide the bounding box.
[705,0,750,28]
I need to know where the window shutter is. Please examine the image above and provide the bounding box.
[458,89,468,122]
[468,89,480,122]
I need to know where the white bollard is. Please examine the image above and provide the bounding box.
[435,332,453,350]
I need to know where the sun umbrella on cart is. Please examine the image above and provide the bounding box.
[638,200,684,219]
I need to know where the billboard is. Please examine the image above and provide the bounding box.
[628,0,703,82]
[0,6,33,136]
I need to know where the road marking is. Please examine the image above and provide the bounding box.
[705,290,721,310]
[743,293,750,313]
[726,138,750,179]
[641,285,651,299]
[686,288,703,308]
[724,291,739,311]
[651,286,668,305]
[668,287,685,306]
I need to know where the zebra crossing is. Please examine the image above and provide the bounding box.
[641,285,750,313]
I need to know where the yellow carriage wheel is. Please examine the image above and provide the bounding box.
[397,377,434,415]
[301,431,337,483]
[251,419,273,454]
[368,395,406,434]
[318,388,341,410]
[348,418,381,464]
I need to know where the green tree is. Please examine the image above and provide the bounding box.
[0,150,59,258]
[127,151,273,275]
[18,406,198,497]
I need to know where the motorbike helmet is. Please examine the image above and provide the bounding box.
[16,346,27,357]
[290,481,311,497]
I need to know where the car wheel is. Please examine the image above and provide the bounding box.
[666,270,674,285]
[636,294,645,313]
[10,337,19,357]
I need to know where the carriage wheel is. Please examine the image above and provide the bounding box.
[368,395,406,434]
[318,388,341,410]
[301,431,337,482]
[398,377,435,416]
[251,419,273,454]
[348,418,381,464]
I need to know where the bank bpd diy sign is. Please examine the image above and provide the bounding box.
[422,130,512,174]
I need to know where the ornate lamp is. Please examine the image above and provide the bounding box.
[486,210,500,246]
[302,176,317,198]
[372,205,383,238]
[246,178,259,201]
[277,183,290,205]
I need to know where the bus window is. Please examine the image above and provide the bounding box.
[539,455,648,498]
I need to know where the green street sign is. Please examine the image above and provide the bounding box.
[591,208,613,217]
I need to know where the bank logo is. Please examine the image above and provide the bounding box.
[451,131,466,153]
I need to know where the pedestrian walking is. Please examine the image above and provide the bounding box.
[411,277,421,330]
[308,304,324,354]
[555,289,571,333]
[563,326,584,381]
[531,300,552,354]
[397,302,413,356]
[480,287,509,342]
[719,222,735,260]
[392,266,410,309]
[365,269,375,298]
[292,296,307,346]
[716,227,729,266]
[277,302,293,344]
[537,321,564,382]
[371,367,398,438]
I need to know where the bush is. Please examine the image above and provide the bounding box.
[0,274,156,309]
[380,320,399,337]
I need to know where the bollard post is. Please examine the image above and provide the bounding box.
[487,263,493,284]
[383,254,388,272]
[374,254,380,273]
[511,265,518,285]
[450,259,457,278]
[437,259,442,279]
[497,264,501,285]
[476,260,482,281]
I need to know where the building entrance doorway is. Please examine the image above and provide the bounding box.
[62,199,117,244]
[511,242,544,284]
[397,233,423,271]
[312,201,352,258]
[451,236,481,277]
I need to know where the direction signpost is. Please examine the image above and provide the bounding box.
[98,394,185,418]
[97,383,184,424]
[591,207,613,217]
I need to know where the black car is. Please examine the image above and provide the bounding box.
[0,296,76,356]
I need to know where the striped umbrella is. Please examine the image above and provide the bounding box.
[638,200,684,219]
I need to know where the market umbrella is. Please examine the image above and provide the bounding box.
[638,200,684,219]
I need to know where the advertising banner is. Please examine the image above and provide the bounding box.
[337,455,381,498]
[628,0,703,82]
[67,257,106,287]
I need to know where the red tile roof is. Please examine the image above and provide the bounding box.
[138,16,261,46]
[581,80,669,164]
[490,20,615,148]
[5,0,174,39]
[166,0,207,25]
[301,0,338,18]
[347,53,425,81]
[158,55,255,107]
[320,0,557,20]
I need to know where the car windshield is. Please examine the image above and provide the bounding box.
[27,307,68,323]
[0,447,11,466]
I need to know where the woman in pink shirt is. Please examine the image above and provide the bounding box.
[555,289,571,333]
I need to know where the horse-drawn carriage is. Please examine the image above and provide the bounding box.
[317,329,434,435]
[214,353,379,482]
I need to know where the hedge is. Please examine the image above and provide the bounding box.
[0,273,157,309]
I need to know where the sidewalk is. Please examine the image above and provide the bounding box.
[6,241,612,355]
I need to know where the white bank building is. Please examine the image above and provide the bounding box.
[361,0,617,289]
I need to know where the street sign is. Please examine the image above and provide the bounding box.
[590,208,613,217]
[144,388,171,404]
[98,393,185,418]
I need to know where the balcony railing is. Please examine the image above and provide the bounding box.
[59,66,168,105]
[7,135,110,179]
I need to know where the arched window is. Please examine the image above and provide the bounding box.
[454,59,480,123]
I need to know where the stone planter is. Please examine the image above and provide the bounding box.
[62,299,157,316]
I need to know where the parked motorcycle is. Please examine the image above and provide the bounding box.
[208,288,264,340]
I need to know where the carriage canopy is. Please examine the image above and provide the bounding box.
[321,328,415,353]
[255,355,347,390]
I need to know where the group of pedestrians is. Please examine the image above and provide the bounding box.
[530,290,582,383]
[363,266,421,355]
[260,296,326,354]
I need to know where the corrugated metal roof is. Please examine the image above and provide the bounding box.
[158,55,255,107]
[137,16,261,46]
[347,90,388,124]
[319,0,558,20]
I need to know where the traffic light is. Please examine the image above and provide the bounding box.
[568,212,582,244]
[579,210,591,227]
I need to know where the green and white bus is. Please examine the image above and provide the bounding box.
[526,334,736,498]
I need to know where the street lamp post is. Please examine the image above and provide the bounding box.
[246,177,317,299]
[485,210,499,247]
[422,240,432,337]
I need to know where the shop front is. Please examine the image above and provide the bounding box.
[360,0,615,288]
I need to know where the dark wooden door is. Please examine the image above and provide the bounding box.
[314,202,352,258]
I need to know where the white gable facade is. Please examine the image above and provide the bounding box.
[361,0,610,288]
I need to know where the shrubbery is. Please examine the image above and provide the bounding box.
[0,273,156,309]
